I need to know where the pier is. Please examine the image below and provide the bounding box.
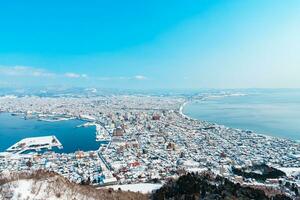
[7,135,63,154]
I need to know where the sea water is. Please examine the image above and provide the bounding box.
[0,113,101,153]
[184,89,300,141]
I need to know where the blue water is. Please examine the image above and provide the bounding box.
[184,90,300,140]
[0,113,101,153]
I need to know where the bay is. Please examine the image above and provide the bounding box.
[0,113,101,153]
[183,90,300,140]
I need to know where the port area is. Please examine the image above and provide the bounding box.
[6,136,63,154]
[77,122,111,142]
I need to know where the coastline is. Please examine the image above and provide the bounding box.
[179,101,193,120]
[0,112,102,153]
[1,95,300,193]
[180,100,299,143]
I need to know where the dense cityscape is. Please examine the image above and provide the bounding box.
[0,94,300,198]
[1,0,300,199]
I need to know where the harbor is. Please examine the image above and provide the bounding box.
[0,113,101,153]
[0,94,300,195]
[0,113,117,186]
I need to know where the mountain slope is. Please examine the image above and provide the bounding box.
[0,170,148,200]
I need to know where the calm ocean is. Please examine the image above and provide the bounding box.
[183,89,300,141]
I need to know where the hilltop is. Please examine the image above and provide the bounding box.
[0,170,148,200]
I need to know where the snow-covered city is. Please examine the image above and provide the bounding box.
[0,94,300,199]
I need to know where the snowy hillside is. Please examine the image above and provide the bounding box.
[0,170,148,200]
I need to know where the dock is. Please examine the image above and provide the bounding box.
[7,135,63,154]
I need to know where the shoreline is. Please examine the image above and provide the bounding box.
[1,96,300,191]
[179,101,194,120]
[179,100,299,143]
[0,112,102,153]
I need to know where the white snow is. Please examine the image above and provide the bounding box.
[1,176,153,200]
[105,183,162,194]
[7,135,62,153]
[1,178,91,200]
[278,167,300,176]
[186,167,208,173]
[6,179,61,200]
[11,179,34,200]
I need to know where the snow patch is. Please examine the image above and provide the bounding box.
[105,183,162,194]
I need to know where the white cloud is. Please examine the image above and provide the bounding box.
[134,75,147,80]
[0,65,55,77]
[0,65,147,83]
[0,65,89,80]
[81,74,88,78]
[64,73,87,79]
[95,75,148,81]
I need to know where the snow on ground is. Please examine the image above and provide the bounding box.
[1,178,88,200]
[11,179,34,200]
[105,183,162,194]
[278,167,300,176]
[1,173,149,200]
[4,179,62,200]
[186,167,207,173]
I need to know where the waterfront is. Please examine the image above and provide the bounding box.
[0,94,299,195]
[184,90,300,140]
[0,113,101,153]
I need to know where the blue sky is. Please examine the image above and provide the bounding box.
[0,0,299,89]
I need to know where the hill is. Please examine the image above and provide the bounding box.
[152,172,293,200]
[0,170,148,200]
